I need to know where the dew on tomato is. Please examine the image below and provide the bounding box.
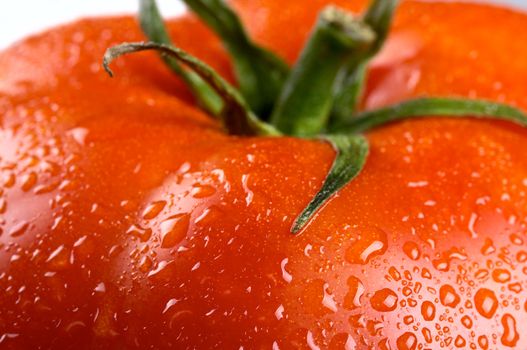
[500,313,519,347]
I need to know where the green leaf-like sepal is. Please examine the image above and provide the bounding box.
[270,6,376,137]
[291,134,369,234]
[139,0,223,116]
[334,97,527,134]
[332,0,399,121]
[102,42,280,137]
[181,0,290,116]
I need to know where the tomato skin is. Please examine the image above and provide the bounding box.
[1,1,527,349]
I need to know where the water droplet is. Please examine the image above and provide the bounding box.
[344,335,356,350]
[397,332,417,350]
[328,333,357,350]
[492,269,511,283]
[349,314,366,328]
[500,314,519,347]
[509,233,523,245]
[138,255,153,272]
[142,200,166,220]
[39,160,60,175]
[159,214,190,248]
[517,251,527,263]
[421,300,435,321]
[344,276,364,310]
[432,257,449,272]
[3,172,16,188]
[163,298,178,314]
[370,288,398,312]
[0,198,6,214]
[306,330,321,350]
[126,224,152,242]
[94,282,106,293]
[389,266,402,281]
[474,288,498,319]
[275,304,284,320]
[280,258,292,283]
[46,245,70,270]
[177,162,191,174]
[9,221,29,237]
[421,268,432,279]
[366,319,384,336]
[64,321,87,333]
[346,227,387,265]
[68,127,89,145]
[468,213,479,238]
[322,283,338,312]
[403,241,421,260]
[481,238,496,255]
[422,327,432,343]
[378,338,390,350]
[194,205,222,226]
[191,184,216,198]
[147,260,176,280]
[20,172,37,191]
[475,269,489,280]
[478,335,489,350]
[407,181,428,188]
[439,285,460,308]
[241,174,254,206]
[191,262,200,271]
[454,335,466,348]
[403,315,414,325]
[461,315,473,329]
[58,179,77,191]
[108,245,123,258]
[34,182,59,194]
[508,282,522,293]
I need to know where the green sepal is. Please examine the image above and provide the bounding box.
[332,62,367,120]
[270,6,376,137]
[181,0,290,116]
[102,42,280,137]
[291,134,369,234]
[331,0,399,122]
[363,0,399,53]
[334,97,527,134]
[139,0,223,116]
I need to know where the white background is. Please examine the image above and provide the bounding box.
[0,0,525,49]
[0,0,185,49]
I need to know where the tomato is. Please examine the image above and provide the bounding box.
[1,0,527,349]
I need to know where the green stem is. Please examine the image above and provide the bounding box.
[331,0,399,123]
[103,42,280,136]
[139,0,223,116]
[332,97,527,134]
[181,0,289,116]
[270,6,375,137]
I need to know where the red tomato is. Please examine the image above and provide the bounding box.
[0,0,527,349]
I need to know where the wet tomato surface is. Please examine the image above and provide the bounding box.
[1,0,527,349]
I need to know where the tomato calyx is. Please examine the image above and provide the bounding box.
[332,0,398,123]
[103,0,527,234]
[333,97,527,134]
[138,0,224,116]
[269,6,375,136]
[103,42,280,136]
[139,0,289,117]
